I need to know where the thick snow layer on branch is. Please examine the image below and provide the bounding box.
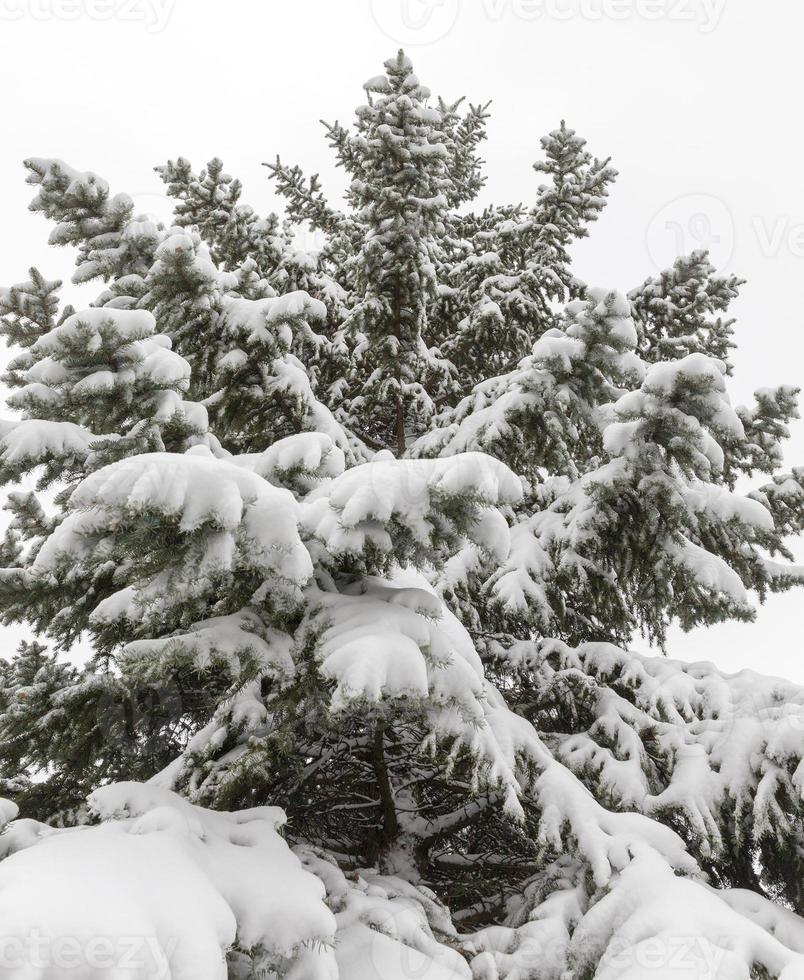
[416,289,643,464]
[33,308,156,353]
[233,431,346,491]
[680,481,774,531]
[297,849,471,980]
[8,308,192,432]
[302,452,521,562]
[74,446,304,554]
[24,157,111,221]
[471,846,804,980]
[568,847,804,980]
[411,371,542,459]
[606,353,745,474]
[666,534,748,602]
[121,609,295,681]
[0,783,336,980]
[221,291,327,348]
[0,419,96,474]
[266,356,357,453]
[32,447,313,623]
[307,570,535,817]
[527,639,804,857]
[313,574,483,709]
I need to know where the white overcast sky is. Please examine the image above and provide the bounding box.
[0,0,802,681]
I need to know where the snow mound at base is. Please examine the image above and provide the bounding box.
[0,783,335,980]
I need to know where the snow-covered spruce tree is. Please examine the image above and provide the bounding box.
[1,50,804,980]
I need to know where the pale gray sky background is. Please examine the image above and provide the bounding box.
[0,0,802,680]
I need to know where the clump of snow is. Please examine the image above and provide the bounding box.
[0,420,96,474]
[33,308,157,354]
[302,453,521,563]
[121,609,295,682]
[0,783,336,979]
[234,431,346,493]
